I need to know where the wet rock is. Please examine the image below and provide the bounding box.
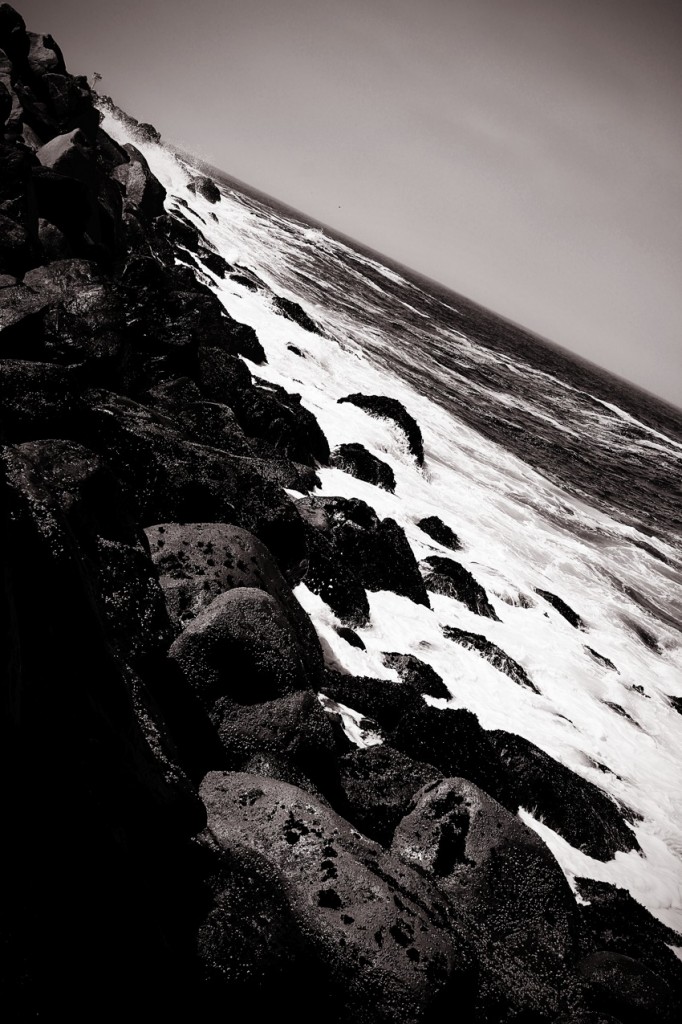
[230,381,330,466]
[298,516,370,626]
[225,320,266,364]
[443,625,538,691]
[393,778,584,1021]
[382,652,450,700]
[145,521,323,686]
[201,772,476,1022]
[111,143,166,222]
[197,247,231,278]
[584,646,618,672]
[330,442,396,492]
[230,272,259,291]
[339,745,442,845]
[168,587,312,709]
[576,952,677,1024]
[488,731,641,860]
[0,4,29,65]
[212,691,343,800]
[334,625,365,649]
[314,496,429,606]
[144,376,253,456]
[0,359,78,440]
[187,174,221,203]
[417,515,462,551]
[271,293,323,334]
[133,121,161,144]
[320,670,426,733]
[338,393,424,465]
[424,556,500,620]
[536,588,586,629]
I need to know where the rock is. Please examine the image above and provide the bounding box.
[574,878,682,998]
[298,515,371,626]
[196,247,231,278]
[134,121,161,144]
[212,690,343,800]
[320,670,425,733]
[576,952,677,1024]
[145,521,323,685]
[187,174,221,203]
[334,625,365,649]
[381,652,450,699]
[41,73,100,138]
[423,556,500,619]
[147,382,254,456]
[488,731,641,860]
[0,210,31,273]
[227,380,330,467]
[339,745,443,845]
[536,588,586,629]
[168,588,310,709]
[287,343,303,356]
[201,772,477,1022]
[314,496,429,606]
[0,359,78,441]
[338,393,424,465]
[37,216,70,259]
[230,272,259,291]
[392,778,583,1020]
[330,442,396,492]
[0,4,29,64]
[225,320,266,364]
[584,646,618,672]
[111,143,166,222]
[442,625,538,692]
[417,515,462,551]
[271,293,323,335]
[27,32,66,76]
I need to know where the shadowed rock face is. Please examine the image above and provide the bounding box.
[417,515,462,551]
[423,556,500,620]
[536,588,585,629]
[331,442,396,492]
[338,393,424,465]
[442,624,538,691]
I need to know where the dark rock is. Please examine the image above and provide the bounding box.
[314,496,429,606]
[0,359,78,441]
[443,625,538,691]
[338,393,424,465]
[574,878,682,999]
[111,143,166,222]
[320,670,425,733]
[382,652,450,699]
[201,772,476,1022]
[390,704,512,806]
[584,646,618,672]
[212,690,343,799]
[669,695,682,715]
[197,247,231,278]
[27,32,66,77]
[0,210,31,273]
[145,521,323,686]
[230,272,259,291]
[334,625,365,649]
[417,515,462,551]
[227,380,330,467]
[576,951,677,1024]
[393,778,583,1021]
[0,4,29,65]
[225,320,266,364]
[187,175,221,203]
[37,216,70,259]
[424,556,500,620]
[339,745,442,845]
[488,731,641,860]
[271,293,323,334]
[536,588,586,629]
[330,442,396,492]
[287,343,304,356]
[168,588,310,709]
[134,121,161,144]
[42,73,100,138]
[298,515,370,626]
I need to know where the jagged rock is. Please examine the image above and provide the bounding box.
[111,143,166,222]
[338,393,424,465]
[382,652,450,699]
[169,588,310,709]
[330,442,396,491]
[0,3,29,64]
[0,209,30,272]
[417,515,462,551]
[320,670,426,733]
[584,646,618,672]
[574,878,682,998]
[146,377,254,456]
[230,272,259,290]
[27,32,66,76]
[576,952,677,1024]
[488,731,641,860]
[197,247,232,278]
[0,359,79,440]
[536,588,586,629]
[37,216,70,259]
[78,389,307,574]
[134,121,161,144]
[392,778,584,1020]
[334,625,365,649]
[389,704,512,806]
[443,625,538,691]
[313,496,429,606]
[145,521,323,686]
[339,745,442,845]
[228,380,330,467]
[423,556,500,619]
[212,691,343,800]
[41,72,100,138]
[201,772,477,1022]
[298,515,370,626]
[271,293,323,334]
[226,320,266,364]
[187,174,221,203]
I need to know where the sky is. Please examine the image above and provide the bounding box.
[18,0,682,407]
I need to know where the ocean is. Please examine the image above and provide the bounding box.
[103,112,682,937]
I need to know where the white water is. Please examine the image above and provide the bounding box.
[103,114,682,934]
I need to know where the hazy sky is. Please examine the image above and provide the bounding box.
[19,0,682,406]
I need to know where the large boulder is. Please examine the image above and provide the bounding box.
[271,293,323,335]
[382,652,450,699]
[0,3,29,65]
[145,521,323,686]
[27,32,66,77]
[417,515,462,551]
[338,393,424,465]
[330,442,395,491]
[168,588,311,710]
[393,778,585,1021]
[111,143,166,222]
[0,359,79,441]
[576,952,678,1024]
[201,772,477,1022]
[443,625,538,692]
[187,174,221,203]
[297,509,370,626]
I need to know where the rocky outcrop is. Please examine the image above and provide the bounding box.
[330,441,396,491]
[536,588,586,629]
[423,556,500,619]
[338,393,424,465]
[417,514,462,551]
[187,174,221,203]
[271,293,323,334]
[442,624,538,691]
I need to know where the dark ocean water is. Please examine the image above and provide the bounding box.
[196,162,682,553]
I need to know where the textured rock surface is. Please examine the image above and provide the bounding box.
[338,393,424,465]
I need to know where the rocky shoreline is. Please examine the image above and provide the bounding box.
[1,6,680,1020]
